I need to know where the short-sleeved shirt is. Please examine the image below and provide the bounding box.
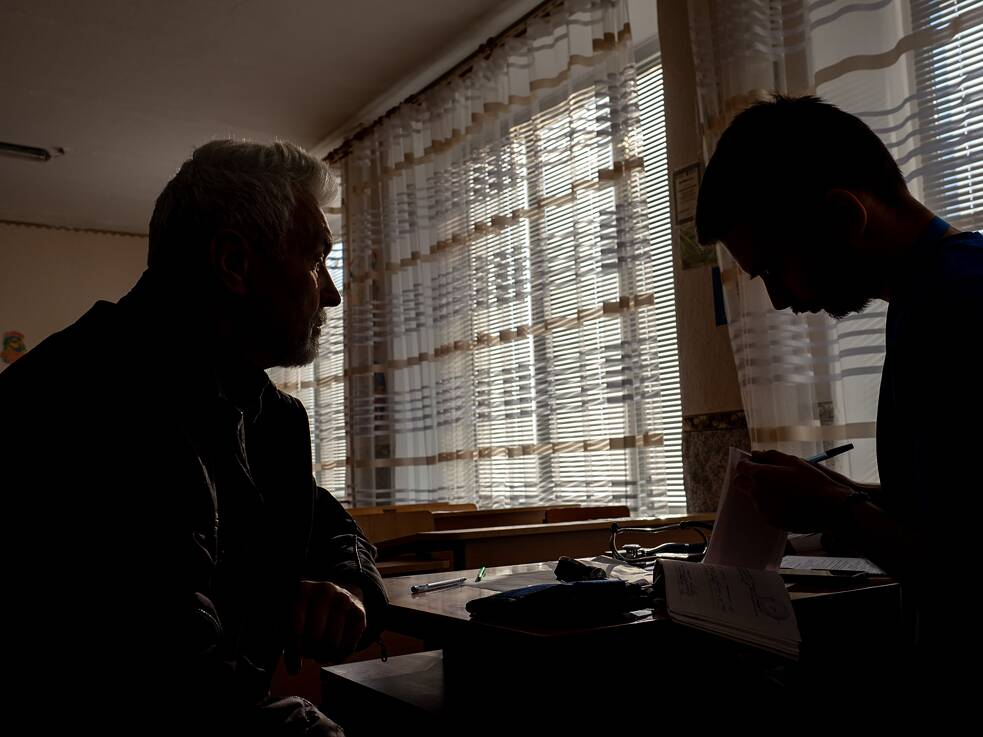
[876,218,983,646]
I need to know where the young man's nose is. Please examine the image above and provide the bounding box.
[763,276,791,312]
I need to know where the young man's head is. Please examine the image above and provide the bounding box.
[696,95,912,318]
[148,140,339,368]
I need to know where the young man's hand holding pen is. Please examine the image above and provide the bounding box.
[734,447,875,532]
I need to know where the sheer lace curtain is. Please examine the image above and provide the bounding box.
[688,0,982,482]
[330,0,684,513]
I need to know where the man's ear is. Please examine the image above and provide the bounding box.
[821,189,868,241]
[208,230,251,296]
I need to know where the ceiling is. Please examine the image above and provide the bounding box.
[0,0,535,233]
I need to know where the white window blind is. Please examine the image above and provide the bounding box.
[285,0,685,512]
[444,57,683,514]
[910,0,983,229]
[636,57,685,510]
[273,57,682,514]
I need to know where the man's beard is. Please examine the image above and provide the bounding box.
[281,310,325,367]
[815,261,874,320]
[825,295,872,320]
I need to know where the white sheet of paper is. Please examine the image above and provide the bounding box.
[704,447,787,571]
[586,556,657,584]
[780,555,886,575]
[468,570,560,592]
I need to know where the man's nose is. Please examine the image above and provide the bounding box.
[763,276,790,311]
[321,272,341,308]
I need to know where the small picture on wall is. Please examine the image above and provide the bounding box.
[678,219,717,270]
[672,162,717,270]
[2,330,28,367]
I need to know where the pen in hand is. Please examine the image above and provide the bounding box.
[410,577,467,594]
[804,443,854,464]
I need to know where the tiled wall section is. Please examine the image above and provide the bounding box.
[683,410,750,513]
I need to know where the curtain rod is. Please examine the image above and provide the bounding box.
[326,0,563,162]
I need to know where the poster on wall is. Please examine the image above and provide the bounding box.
[1,330,28,371]
[672,162,717,270]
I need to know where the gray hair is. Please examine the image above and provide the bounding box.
[148,139,334,271]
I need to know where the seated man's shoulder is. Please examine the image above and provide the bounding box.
[263,383,309,422]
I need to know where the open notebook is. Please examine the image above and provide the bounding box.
[659,559,800,659]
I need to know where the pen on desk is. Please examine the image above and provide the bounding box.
[804,443,854,464]
[475,566,486,583]
[410,577,467,594]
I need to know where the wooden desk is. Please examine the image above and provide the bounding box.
[323,562,906,733]
[384,561,903,653]
[373,556,453,577]
[544,504,630,523]
[376,514,716,569]
[430,505,558,530]
[321,651,446,735]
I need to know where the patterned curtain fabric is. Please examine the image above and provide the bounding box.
[688,0,982,482]
[330,0,684,513]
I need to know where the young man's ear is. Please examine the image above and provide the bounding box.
[208,230,252,296]
[821,189,868,241]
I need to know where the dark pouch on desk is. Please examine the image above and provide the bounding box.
[465,579,652,627]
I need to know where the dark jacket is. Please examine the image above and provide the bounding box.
[0,272,387,730]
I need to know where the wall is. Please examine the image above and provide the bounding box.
[0,221,147,362]
[656,0,750,511]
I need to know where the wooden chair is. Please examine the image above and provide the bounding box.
[347,504,476,544]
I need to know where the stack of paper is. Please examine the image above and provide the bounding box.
[660,559,800,659]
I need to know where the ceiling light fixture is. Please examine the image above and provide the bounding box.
[0,141,65,162]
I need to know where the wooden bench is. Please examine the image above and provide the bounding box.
[430,505,563,530]
[348,504,477,544]
[544,504,630,523]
